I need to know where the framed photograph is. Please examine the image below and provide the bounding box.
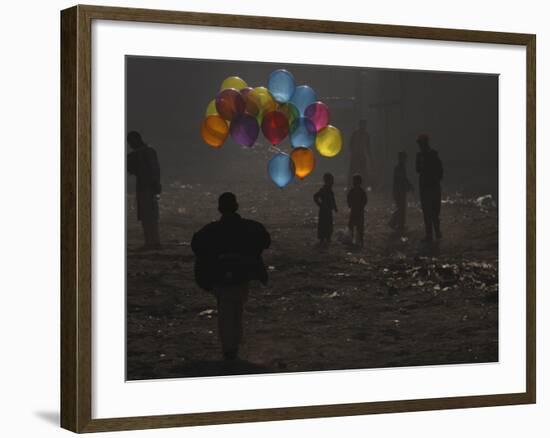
[60,4,536,433]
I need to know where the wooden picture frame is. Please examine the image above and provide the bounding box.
[61,4,536,433]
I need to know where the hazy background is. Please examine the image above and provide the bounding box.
[126,56,498,195]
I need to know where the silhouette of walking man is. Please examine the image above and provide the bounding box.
[127,131,161,249]
[191,193,271,360]
[415,134,443,242]
[348,119,373,188]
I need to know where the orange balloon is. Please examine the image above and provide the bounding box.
[201,115,229,148]
[291,147,315,179]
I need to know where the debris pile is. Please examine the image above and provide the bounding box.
[347,255,498,302]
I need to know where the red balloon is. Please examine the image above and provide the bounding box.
[261,110,289,145]
[215,88,245,121]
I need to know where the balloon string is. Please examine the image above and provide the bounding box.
[269,144,283,154]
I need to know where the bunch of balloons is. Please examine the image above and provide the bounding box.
[200,69,343,188]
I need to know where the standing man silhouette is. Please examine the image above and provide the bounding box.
[389,151,414,235]
[127,131,162,249]
[348,119,373,189]
[314,173,338,246]
[347,174,368,247]
[415,134,443,242]
[191,193,271,360]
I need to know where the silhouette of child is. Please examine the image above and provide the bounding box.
[389,151,414,234]
[314,173,338,245]
[347,174,368,247]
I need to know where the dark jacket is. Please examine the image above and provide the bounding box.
[416,149,443,189]
[127,146,161,194]
[191,213,271,291]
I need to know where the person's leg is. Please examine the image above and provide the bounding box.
[327,212,334,243]
[433,187,442,239]
[142,220,159,247]
[136,192,147,247]
[348,215,355,244]
[141,220,149,246]
[402,195,408,230]
[420,190,433,240]
[357,218,364,247]
[216,291,238,359]
[388,205,397,230]
[396,194,406,233]
[235,285,249,345]
[216,284,248,359]
[138,191,160,248]
[149,221,160,246]
[317,214,323,243]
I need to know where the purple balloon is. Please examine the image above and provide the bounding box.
[230,113,259,147]
[304,101,330,132]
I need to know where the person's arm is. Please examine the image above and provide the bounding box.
[362,190,368,208]
[332,192,338,213]
[190,231,201,256]
[127,152,136,175]
[313,190,322,207]
[191,224,212,258]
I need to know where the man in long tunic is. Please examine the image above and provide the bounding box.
[389,151,414,234]
[415,134,444,242]
[127,131,162,249]
[348,119,373,188]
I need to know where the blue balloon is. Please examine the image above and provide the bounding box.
[290,85,317,115]
[290,117,316,148]
[268,69,296,103]
[268,153,295,188]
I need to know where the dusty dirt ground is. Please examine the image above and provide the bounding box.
[126,181,498,380]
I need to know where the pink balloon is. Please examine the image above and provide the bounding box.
[304,101,330,132]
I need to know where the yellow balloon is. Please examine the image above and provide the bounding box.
[205,99,218,116]
[250,87,276,119]
[315,125,342,158]
[220,76,248,91]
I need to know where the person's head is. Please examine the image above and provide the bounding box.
[218,192,239,215]
[323,172,334,187]
[398,151,408,165]
[127,131,145,150]
[352,174,362,187]
[416,133,430,152]
[359,119,367,131]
